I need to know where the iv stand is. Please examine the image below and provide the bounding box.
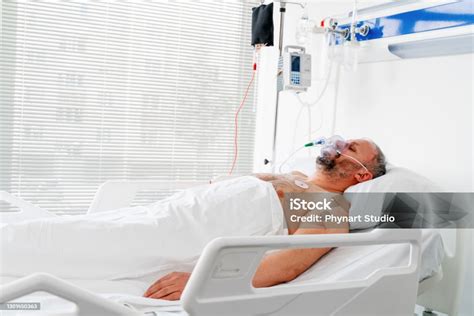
[270,2,286,172]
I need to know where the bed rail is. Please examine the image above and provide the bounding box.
[0,191,55,223]
[417,228,472,315]
[182,229,422,316]
[0,273,138,316]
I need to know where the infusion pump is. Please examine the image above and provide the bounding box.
[280,45,311,91]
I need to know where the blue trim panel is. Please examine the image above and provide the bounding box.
[338,0,474,42]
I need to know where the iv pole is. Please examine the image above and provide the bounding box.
[270,1,286,172]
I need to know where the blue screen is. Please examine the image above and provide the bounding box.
[291,55,300,72]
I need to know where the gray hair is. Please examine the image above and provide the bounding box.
[368,144,387,178]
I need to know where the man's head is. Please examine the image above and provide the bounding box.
[316,138,386,187]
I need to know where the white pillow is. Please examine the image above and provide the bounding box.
[346,164,441,193]
[344,164,442,230]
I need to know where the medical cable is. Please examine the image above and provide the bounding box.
[291,95,324,151]
[228,62,257,176]
[278,145,305,173]
[299,109,325,147]
[279,143,370,174]
[295,52,334,107]
[291,56,334,151]
[291,32,335,151]
[329,62,341,135]
[350,0,358,43]
[306,105,311,156]
[336,151,370,173]
[278,136,328,173]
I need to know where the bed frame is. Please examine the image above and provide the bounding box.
[0,179,466,315]
[182,230,421,315]
[0,273,137,316]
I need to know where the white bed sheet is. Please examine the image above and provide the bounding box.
[0,229,444,316]
[0,176,284,281]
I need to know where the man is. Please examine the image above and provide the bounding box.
[144,138,386,300]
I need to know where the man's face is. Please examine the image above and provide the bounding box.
[316,138,377,179]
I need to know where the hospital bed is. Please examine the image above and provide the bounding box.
[0,173,460,316]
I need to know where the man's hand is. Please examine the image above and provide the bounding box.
[144,272,191,300]
[252,227,348,288]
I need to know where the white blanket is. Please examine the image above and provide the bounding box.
[0,176,284,282]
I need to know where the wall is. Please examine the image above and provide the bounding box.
[335,53,473,191]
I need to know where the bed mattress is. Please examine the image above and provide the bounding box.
[288,229,444,286]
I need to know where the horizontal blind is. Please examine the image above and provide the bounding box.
[1,1,257,214]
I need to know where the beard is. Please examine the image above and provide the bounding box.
[316,155,346,180]
[316,155,336,171]
[316,154,357,180]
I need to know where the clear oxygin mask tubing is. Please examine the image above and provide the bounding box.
[279,135,368,173]
[305,135,347,152]
[279,136,343,173]
[305,135,369,172]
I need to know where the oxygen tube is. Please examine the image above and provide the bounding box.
[278,137,327,173]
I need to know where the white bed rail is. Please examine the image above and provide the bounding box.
[0,191,55,223]
[417,228,472,315]
[0,273,138,316]
[182,229,422,316]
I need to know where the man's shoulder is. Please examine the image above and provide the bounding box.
[290,171,308,177]
[330,194,351,213]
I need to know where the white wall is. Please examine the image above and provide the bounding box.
[336,53,473,191]
[335,35,474,192]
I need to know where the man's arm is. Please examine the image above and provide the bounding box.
[144,227,347,299]
[252,227,348,288]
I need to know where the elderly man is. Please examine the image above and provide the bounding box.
[144,137,386,300]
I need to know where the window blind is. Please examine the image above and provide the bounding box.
[1,1,258,214]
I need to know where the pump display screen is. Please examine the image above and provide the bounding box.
[291,55,300,72]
